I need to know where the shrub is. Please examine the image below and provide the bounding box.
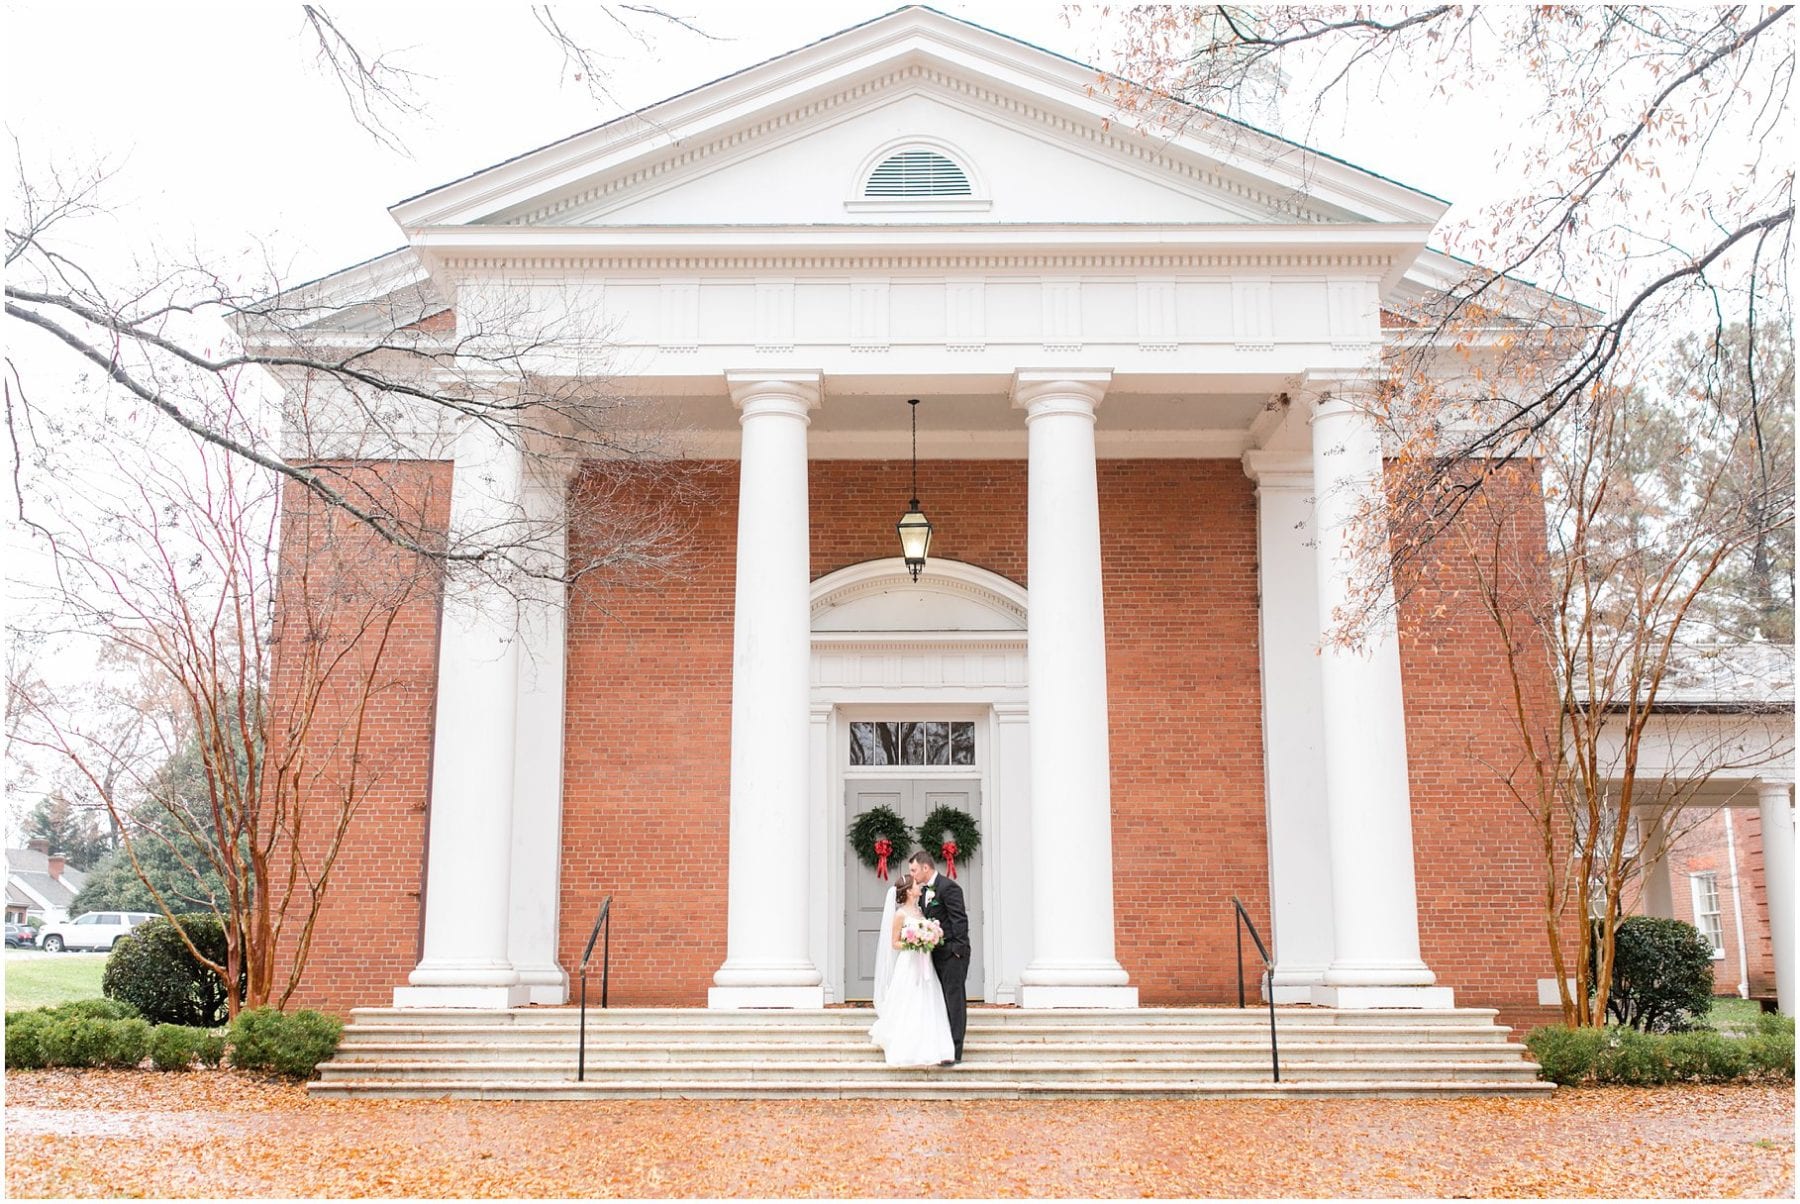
[192,1028,226,1068]
[1525,1025,1606,1085]
[227,1008,342,1078]
[1592,1026,1674,1085]
[1664,1030,1750,1082]
[149,1024,196,1071]
[48,997,140,1022]
[101,1018,152,1069]
[5,1011,52,1070]
[1599,917,1715,1032]
[103,916,238,1027]
[39,1017,114,1068]
[1745,1013,1795,1079]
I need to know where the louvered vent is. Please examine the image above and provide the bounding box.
[864,149,973,198]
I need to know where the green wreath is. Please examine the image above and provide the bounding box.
[848,805,914,876]
[916,805,981,878]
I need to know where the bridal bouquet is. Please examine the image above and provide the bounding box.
[899,916,944,953]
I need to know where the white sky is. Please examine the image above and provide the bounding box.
[3,2,1523,288]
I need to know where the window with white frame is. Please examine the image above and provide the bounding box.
[1689,871,1726,959]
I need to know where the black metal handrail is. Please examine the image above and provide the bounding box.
[1230,895,1280,1083]
[576,895,612,1083]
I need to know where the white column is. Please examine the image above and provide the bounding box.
[395,421,528,1008]
[1242,449,1335,1002]
[1308,387,1451,1008]
[710,370,826,1008]
[507,463,572,1005]
[1758,779,1795,1015]
[1638,810,1676,918]
[1012,369,1137,1008]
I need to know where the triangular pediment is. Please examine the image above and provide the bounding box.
[390,8,1447,236]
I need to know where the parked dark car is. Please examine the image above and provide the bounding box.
[5,922,39,948]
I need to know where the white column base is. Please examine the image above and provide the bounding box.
[516,967,569,1005]
[708,985,827,1009]
[1270,966,1329,1004]
[392,984,530,1009]
[1311,984,1455,1009]
[1019,985,1140,1008]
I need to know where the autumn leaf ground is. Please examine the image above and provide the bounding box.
[4,1069,1791,1198]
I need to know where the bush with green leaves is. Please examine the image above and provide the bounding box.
[1663,1030,1751,1082]
[1593,1026,1675,1084]
[101,1017,152,1068]
[1745,1013,1796,1078]
[226,1007,343,1078]
[1596,916,1715,1032]
[147,1023,228,1071]
[5,1010,53,1070]
[1527,1017,1795,1085]
[1524,1025,1608,1086]
[49,997,141,1021]
[149,1023,197,1071]
[103,915,239,1027]
[38,1016,114,1068]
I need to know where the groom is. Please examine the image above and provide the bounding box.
[908,849,968,1065]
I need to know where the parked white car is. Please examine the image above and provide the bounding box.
[36,911,158,952]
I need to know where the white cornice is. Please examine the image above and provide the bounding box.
[415,223,1434,278]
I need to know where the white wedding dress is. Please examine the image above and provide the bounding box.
[868,890,956,1066]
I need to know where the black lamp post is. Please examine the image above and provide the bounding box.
[897,398,932,581]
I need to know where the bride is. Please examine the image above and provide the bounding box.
[868,875,956,1066]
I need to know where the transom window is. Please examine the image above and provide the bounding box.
[863,149,972,198]
[850,720,975,766]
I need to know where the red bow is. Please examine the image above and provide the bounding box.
[942,839,959,880]
[874,837,893,881]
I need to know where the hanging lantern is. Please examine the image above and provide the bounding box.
[896,398,933,582]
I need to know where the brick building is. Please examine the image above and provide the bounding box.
[245,9,1794,1033]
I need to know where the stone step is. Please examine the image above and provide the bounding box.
[317,1058,1540,1085]
[336,1022,1510,1046]
[327,1039,1528,1065]
[308,1076,1553,1101]
[346,1006,1500,1028]
[316,1006,1539,1099]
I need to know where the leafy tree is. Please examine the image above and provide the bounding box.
[1664,322,1796,643]
[21,793,112,870]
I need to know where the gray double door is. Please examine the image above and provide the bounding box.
[845,779,984,1002]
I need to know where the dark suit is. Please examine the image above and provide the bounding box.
[920,871,969,1059]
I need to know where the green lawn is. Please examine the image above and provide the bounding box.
[5,953,108,1012]
[1706,996,1767,1033]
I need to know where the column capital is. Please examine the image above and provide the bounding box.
[1303,372,1383,425]
[725,370,823,420]
[1242,450,1314,491]
[1010,368,1112,420]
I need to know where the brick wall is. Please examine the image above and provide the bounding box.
[269,462,451,1014]
[285,454,1564,1025]
[1099,461,1267,1002]
[558,462,737,1003]
[1393,464,1566,1035]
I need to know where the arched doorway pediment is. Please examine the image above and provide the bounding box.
[810,560,1026,634]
